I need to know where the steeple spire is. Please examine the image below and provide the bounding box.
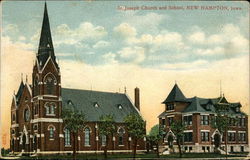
[37,2,58,68]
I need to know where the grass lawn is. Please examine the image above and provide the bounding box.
[15,152,249,159]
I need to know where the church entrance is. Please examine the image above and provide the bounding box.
[33,135,37,152]
[214,134,221,148]
[167,135,174,149]
[22,134,26,151]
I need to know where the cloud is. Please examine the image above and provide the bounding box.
[188,31,205,44]
[118,46,145,64]
[3,24,19,34]
[113,23,137,39]
[93,40,110,49]
[54,22,107,46]
[161,60,208,70]
[194,47,224,56]
[102,52,117,64]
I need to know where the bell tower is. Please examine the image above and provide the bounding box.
[31,2,63,152]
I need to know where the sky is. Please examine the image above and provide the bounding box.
[1,1,249,148]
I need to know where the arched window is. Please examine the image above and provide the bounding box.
[45,103,50,115]
[50,103,55,114]
[101,135,106,146]
[44,103,56,115]
[44,74,56,95]
[12,114,16,122]
[84,127,90,146]
[118,127,125,146]
[48,126,55,139]
[64,129,71,146]
[24,108,30,122]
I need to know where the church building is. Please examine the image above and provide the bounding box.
[158,84,248,153]
[10,3,146,155]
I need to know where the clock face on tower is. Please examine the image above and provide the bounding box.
[24,109,30,122]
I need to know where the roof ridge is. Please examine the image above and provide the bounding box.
[62,87,125,95]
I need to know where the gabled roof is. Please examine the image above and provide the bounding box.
[16,81,25,105]
[37,2,58,69]
[61,88,141,122]
[162,84,186,103]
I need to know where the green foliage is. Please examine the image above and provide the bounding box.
[62,107,86,133]
[211,113,230,134]
[147,124,165,143]
[124,113,146,139]
[170,120,186,140]
[1,148,10,156]
[99,114,116,136]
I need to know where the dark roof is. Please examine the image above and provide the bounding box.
[158,111,166,118]
[61,88,141,122]
[183,97,207,113]
[162,84,186,103]
[37,2,58,69]
[16,81,25,105]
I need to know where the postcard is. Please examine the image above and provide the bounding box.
[1,0,249,159]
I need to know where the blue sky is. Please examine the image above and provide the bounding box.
[2,1,249,70]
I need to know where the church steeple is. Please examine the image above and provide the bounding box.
[37,2,58,68]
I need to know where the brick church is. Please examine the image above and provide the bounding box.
[158,84,248,153]
[10,3,146,154]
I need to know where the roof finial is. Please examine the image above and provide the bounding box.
[124,86,127,94]
[14,90,15,95]
[21,73,23,82]
[220,80,222,97]
[175,80,177,84]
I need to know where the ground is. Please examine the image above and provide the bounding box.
[1,152,249,159]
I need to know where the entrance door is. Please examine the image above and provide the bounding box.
[167,135,174,148]
[22,134,26,151]
[214,134,221,148]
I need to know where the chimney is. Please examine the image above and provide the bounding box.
[134,87,140,111]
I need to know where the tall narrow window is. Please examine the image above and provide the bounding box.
[64,129,71,146]
[84,127,90,146]
[44,75,56,95]
[101,135,106,146]
[49,126,55,139]
[50,103,55,114]
[118,127,125,146]
[201,115,209,125]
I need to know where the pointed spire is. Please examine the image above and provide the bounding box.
[37,2,58,68]
[21,73,23,82]
[162,83,186,103]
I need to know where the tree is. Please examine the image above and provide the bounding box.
[147,124,165,158]
[98,114,116,159]
[124,113,146,158]
[211,112,230,157]
[170,120,186,158]
[62,107,86,159]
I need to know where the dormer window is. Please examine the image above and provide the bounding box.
[94,102,99,108]
[67,100,73,105]
[206,104,212,110]
[118,104,122,109]
[236,107,240,112]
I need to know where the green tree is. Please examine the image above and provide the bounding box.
[98,114,116,159]
[62,107,86,159]
[147,124,165,158]
[124,113,146,158]
[211,112,230,157]
[170,120,186,158]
